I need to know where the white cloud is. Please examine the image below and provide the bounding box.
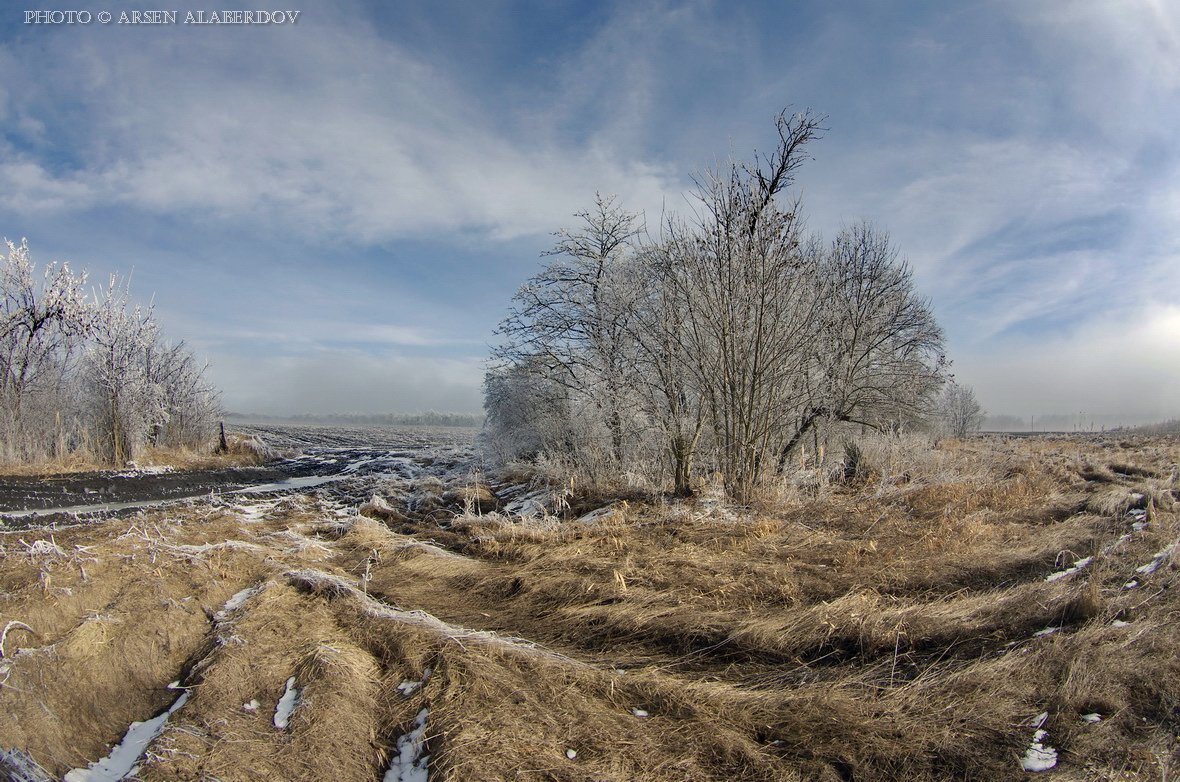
[0,17,683,243]
[0,160,94,212]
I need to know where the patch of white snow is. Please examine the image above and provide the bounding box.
[397,667,432,696]
[214,586,260,622]
[63,690,190,781]
[384,707,430,782]
[1019,712,1057,772]
[1045,556,1093,582]
[1135,541,1176,575]
[273,677,300,729]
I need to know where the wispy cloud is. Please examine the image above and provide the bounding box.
[0,14,682,243]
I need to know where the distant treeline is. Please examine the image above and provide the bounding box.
[1124,419,1180,435]
[225,410,484,428]
[983,413,1176,432]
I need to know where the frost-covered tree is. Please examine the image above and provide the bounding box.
[778,222,946,468]
[625,234,707,496]
[85,278,166,466]
[493,193,646,469]
[145,339,221,449]
[671,109,825,502]
[0,239,91,460]
[938,382,985,439]
[0,240,223,466]
[484,109,950,502]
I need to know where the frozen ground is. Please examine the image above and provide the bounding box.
[0,423,479,528]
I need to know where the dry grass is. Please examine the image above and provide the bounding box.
[1,434,1178,780]
[0,432,273,477]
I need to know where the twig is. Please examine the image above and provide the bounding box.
[0,621,35,658]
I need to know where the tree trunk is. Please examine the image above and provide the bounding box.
[670,435,694,497]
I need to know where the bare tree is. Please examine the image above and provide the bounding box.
[493,193,646,469]
[673,109,825,502]
[938,382,985,439]
[484,109,951,504]
[624,232,707,496]
[84,277,166,466]
[145,338,221,449]
[0,240,223,467]
[0,240,90,461]
[777,221,946,469]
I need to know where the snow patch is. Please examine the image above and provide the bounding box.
[1081,713,1102,723]
[64,690,190,781]
[504,489,549,518]
[1019,712,1057,772]
[1033,627,1060,637]
[214,585,260,622]
[1045,556,1092,582]
[273,677,300,729]
[1135,540,1177,575]
[243,699,260,713]
[631,708,649,718]
[397,667,432,696]
[576,504,617,524]
[111,465,175,478]
[384,707,430,782]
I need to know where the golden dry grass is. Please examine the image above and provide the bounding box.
[1,434,1178,780]
[0,432,271,477]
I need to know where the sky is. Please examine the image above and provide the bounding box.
[1,0,1177,423]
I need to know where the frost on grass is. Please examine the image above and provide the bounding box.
[63,690,190,782]
[285,569,587,667]
[273,676,300,730]
[576,504,619,524]
[384,707,430,782]
[1019,712,1057,773]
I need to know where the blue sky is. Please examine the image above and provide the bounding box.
[1,0,1177,421]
